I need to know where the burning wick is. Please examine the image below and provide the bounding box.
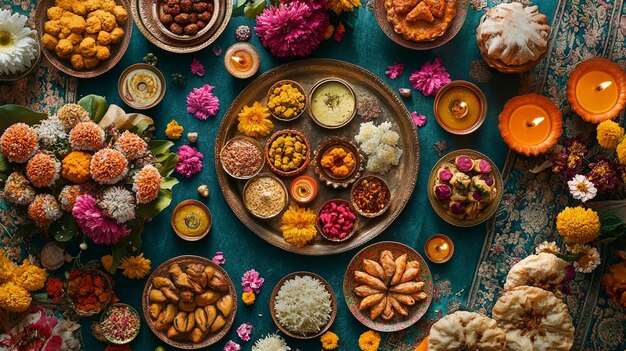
[526,117,545,128]
[231,56,246,65]
[595,81,613,92]
[450,99,469,119]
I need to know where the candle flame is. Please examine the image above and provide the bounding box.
[437,243,449,251]
[231,56,245,65]
[527,117,545,127]
[595,81,613,92]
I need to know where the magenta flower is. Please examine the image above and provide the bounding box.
[187,84,220,120]
[223,340,241,351]
[72,194,130,245]
[385,63,404,79]
[236,323,253,342]
[241,269,264,294]
[212,251,226,265]
[586,158,623,192]
[175,145,204,178]
[411,112,427,127]
[409,58,451,96]
[190,58,205,77]
[255,1,328,57]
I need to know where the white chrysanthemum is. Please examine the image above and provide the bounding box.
[252,333,291,351]
[573,245,601,273]
[98,186,136,223]
[35,116,67,146]
[535,241,560,255]
[0,9,38,75]
[567,174,597,202]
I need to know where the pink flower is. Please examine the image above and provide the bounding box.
[213,46,222,56]
[175,145,204,178]
[334,22,345,42]
[72,195,130,245]
[385,63,404,79]
[1,306,80,350]
[187,84,220,120]
[190,58,205,77]
[411,112,427,127]
[255,1,328,57]
[241,269,264,294]
[236,322,252,342]
[212,251,226,265]
[409,58,451,96]
[223,340,241,351]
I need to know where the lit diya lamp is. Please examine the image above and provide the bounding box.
[434,81,487,135]
[498,94,562,157]
[424,234,454,263]
[289,175,318,205]
[566,57,626,123]
[224,43,261,79]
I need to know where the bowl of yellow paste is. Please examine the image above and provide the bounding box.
[171,200,212,241]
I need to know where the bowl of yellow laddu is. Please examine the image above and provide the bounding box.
[35,0,132,78]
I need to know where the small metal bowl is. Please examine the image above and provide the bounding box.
[219,136,265,180]
[118,63,166,110]
[100,303,141,344]
[433,80,487,135]
[152,0,220,42]
[269,271,337,339]
[424,234,455,264]
[171,199,212,241]
[315,199,359,243]
[307,78,357,129]
[264,129,311,177]
[242,173,289,219]
[313,137,364,189]
[350,176,391,218]
[266,80,307,122]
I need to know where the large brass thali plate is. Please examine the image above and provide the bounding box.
[215,59,419,255]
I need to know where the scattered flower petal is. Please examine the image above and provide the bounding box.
[190,58,205,77]
[212,251,226,265]
[236,322,253,342]
[385,63,404,80]
[409,58,451,96]
[411,112,426,127]
[224,340,241,351]
[213,46,222,56]
[242,269,264,293]
[187,84,220,120]
[333,22,345,42]
[175,145,204,178]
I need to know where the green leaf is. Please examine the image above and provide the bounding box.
[51,214,78,243]
[0,105,48,132]
[109,219,145,273]
[233,0,247,16]
[245,0,266,18]
[0,154,8,172]
[136,189,173,219]
[78,95,109,123]
[159,153,179,177]
[149,140,175,156]
[161,176,179,190]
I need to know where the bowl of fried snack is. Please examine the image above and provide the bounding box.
[343,241,433,332]
[35,0,132,78]
[142,255,237,349]
[152,0,219,41]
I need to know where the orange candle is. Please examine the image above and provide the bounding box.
[567,57,626,123]
[289,175,318,205]
[424,234,454,263]
[498,94,562,157]
[224,43,260,79]
[434,81,487,135]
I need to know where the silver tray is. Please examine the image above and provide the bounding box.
[215,59,420,255]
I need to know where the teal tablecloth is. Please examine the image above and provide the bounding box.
[2,0,626,350]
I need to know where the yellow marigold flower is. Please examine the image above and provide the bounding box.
[597,120,624,149]
[556,206,600,244]
[119,253,151,279]
[618,139,626,166]
[358,330,381,351]
[62,151,91,183]
[0,252,15,283]
[13,259,47,292]
[280,205,317,247]
[101,255,113,272]
[242,291,256,305]
[0,282,32,313]
[321,331,339,350]
[165,120,184,140]
[327,0,362,14]
[237,101,274,138]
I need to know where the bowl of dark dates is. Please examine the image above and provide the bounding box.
[152,0,219,41]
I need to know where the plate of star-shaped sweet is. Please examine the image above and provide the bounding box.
[374,0,468,49]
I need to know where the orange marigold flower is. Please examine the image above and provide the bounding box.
[242,291,256,305]
[0,123,39,163]
[69,121,105,151]
[28,194,63,229]
[0,281,32,313]
[58,185,82,211]
[119,254,151,279]
[62,151,92,183]
[13,259,47,292]
[133,165,162,204]
[115,131,148,160]
[26,153,61,188]
[0,251,15,283]
[90,148,128,184]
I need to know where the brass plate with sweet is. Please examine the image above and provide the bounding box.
[215,59,420,255]
[142,255,237,349]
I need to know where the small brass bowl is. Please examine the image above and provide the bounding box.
[152,0,220,42]
[242,173,289,220]
[424,234,455,264]
[433,80,487,135]
[219,136,265,180]
[118,63,166,110]
[171,199,212,241]
[264,129,311,177]
[100,303,141,344]
[350,175,391,218]
[315,199,359,243]
[307,78,357,129]
[266,79,307,122]
[313,137,364,189]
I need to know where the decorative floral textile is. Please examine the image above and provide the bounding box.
[186,84,220,120]
[241,269,264,294]
[190,58,205,77]
[236,322,253,341]
[385,63,404,79]
[175,145,204,178]
[72,194,131,245]
[409,58,451,96]
[411,112,427,127]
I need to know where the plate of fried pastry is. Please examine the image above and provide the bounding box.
[343,241,433,332]
[374,0,468,49]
